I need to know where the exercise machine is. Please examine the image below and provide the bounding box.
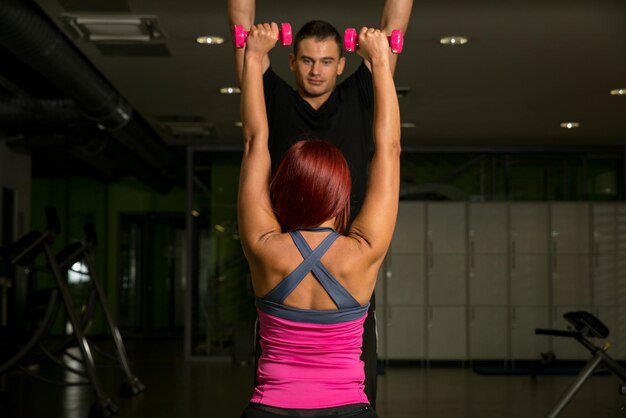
[0,207,118,417]
[536,310,626,417]
[55,222,144,397]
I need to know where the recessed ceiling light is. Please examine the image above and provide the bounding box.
[609,88,626,96]
[560,122,580,129]
[401,122,416,128]
[220,87,240,94]
[440,36,468,45]
[196,36,224,45]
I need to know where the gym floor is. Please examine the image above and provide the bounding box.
[1,339,625,418]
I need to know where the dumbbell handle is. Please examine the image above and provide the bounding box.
[232,23,292,49]
[343,28,404,54]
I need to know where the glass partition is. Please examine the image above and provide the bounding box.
[186,148,255,360]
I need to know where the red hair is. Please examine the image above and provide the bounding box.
[270,140,351,234]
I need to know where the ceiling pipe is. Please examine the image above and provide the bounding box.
[0,0,131,130]
[0,0,177,191]
[6,133,173,193]
[0,97,85,129]
[0,96,175,192]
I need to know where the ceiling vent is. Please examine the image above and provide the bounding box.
[61,14,166,42]
[396,86,410,98]
[155,115,216,144]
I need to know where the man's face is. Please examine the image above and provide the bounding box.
[289,38,346,100]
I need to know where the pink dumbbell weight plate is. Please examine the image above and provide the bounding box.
[343,28,404,54]
[233,23,292,49]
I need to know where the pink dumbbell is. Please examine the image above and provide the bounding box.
[343,28,404,54]
[232,23,293,49]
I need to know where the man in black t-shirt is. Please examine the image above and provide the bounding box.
[228,0,413,408]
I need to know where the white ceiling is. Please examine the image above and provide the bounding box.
[34,0,626,150]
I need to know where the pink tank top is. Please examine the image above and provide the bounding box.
[251,228,371,409]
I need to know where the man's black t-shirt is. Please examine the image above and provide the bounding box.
[263,62,373,219]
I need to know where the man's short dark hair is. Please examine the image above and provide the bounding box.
[294,20,343,56]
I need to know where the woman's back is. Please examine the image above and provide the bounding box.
[250,229,380,309]
[252,228,372,408]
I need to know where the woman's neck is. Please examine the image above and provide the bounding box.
[318,219,336,229]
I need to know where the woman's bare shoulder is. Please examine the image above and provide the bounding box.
[336,232,383,263]
[327,234,382,274]
[328,235,382,303]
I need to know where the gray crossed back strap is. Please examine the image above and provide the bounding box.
[262,229,361,309]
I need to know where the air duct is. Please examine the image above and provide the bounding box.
[0,98,85,129]
[0,0,131,130]
[0,0,178,192]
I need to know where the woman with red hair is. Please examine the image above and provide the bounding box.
[238,23,400,418]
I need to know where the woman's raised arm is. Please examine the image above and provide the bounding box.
[237,23,281,255]
[348,27,401,261]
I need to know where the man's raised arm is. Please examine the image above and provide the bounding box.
[363,0,413,75]
[228,0,271,86]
